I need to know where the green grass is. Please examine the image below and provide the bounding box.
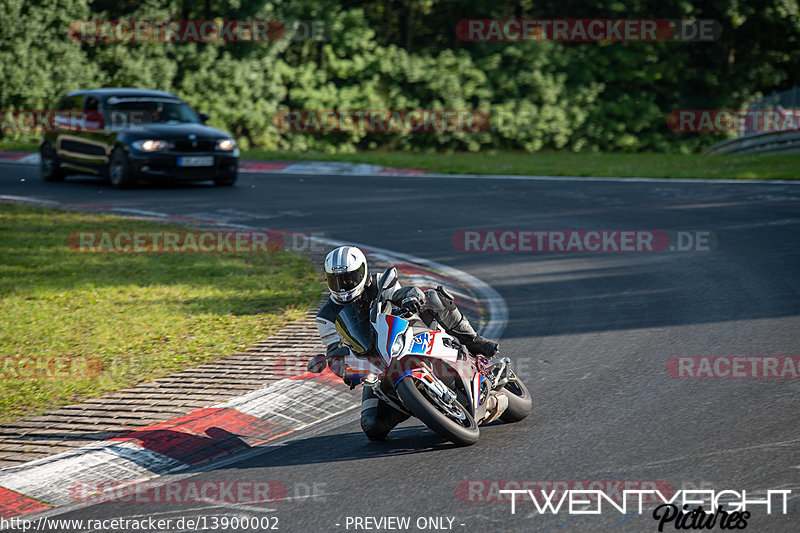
[242,150,800,180]
[0,140,38,152]
[0,204,323,424]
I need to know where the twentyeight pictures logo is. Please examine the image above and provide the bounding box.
[477,481,790,532]
[460,480,796,533]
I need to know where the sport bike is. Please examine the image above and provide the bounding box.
[309,267,531,446]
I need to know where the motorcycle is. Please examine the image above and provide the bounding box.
[308,266,532,446]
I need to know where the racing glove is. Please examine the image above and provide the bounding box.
[400,287,425,316]
[308,345,350,376]
[306,354,327,373]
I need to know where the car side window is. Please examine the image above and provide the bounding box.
[54,96,80,130]
[83,96,99,111]
[81,95,104,129]
[57,95,83,111]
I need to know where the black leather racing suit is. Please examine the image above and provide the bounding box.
[315,271,497,440]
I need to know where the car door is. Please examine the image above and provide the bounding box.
[52,94,84,168]
[55,94,106,175]
[78,95,115,173]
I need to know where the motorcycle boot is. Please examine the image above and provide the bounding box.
[422,286,499,357]
[360,384,409,441]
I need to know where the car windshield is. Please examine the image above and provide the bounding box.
[104,98,200,125]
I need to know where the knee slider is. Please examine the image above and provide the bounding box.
[435,285,456,310]
[423,289,445,313]
[361,398,389,440]
[424,286,456,313]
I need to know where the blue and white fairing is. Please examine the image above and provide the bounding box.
[374,314,410,363]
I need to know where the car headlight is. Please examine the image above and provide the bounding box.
[132,140,172,152]
[216,138,236,151]
[391,333,405,357]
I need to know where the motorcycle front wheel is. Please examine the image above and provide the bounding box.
[499,371,532,423]
[395,376,479,446]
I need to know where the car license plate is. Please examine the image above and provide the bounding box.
[177,156,213,167]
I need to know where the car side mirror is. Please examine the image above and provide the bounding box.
[378,267,398,292]
[198,113,210,123]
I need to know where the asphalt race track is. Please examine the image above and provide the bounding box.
[2,162,799,532]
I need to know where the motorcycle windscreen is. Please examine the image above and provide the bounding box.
[334,298,375,354]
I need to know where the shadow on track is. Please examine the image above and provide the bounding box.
[46,175,218,190]
[219,426,470,471]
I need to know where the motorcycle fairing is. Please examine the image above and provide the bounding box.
[343,355,385,385]
[334,299,375,355]
[392,353,481,419]
[375,313,410,362]
[408,331,439,355]
[471,372,488,422]
[333,300,491,421]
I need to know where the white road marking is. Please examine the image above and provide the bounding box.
[717,218,800,230]
[0,194,57,204]
[245,167,800,185]
[17,154,40,164]
[110,207,168,217]
[215,208,306,219]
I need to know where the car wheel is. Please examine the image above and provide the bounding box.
[41,143,65,182]
[108,148,134,189]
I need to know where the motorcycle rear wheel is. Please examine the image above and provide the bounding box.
[396,376,479,446]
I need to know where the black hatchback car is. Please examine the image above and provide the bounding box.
[40,88,239,188]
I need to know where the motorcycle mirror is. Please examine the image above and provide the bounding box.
[378,267,398,292]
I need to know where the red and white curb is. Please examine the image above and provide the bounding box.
[0,372,354,518]
[0,152,425,176]
[0,195,508,520]
[0,152,37,164]
[239,160,425,175]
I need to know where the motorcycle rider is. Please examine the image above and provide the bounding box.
[311,245,499,441]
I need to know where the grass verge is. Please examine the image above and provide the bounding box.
[0,140,38,152]
[0,204,322,424]
[241,150,800,180]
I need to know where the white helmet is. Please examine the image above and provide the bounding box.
[324,246,368,303]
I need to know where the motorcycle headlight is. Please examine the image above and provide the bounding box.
[132,139,172,152]
[216,138,236,151]
[391,333,405,356]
